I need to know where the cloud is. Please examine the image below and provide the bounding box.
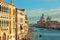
[27,9,46,17]
[46,8,60,16]
[27,8,60,17]
[53,18,60,22]
[27,8,60,23]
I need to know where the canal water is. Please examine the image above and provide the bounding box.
[29,24,60,40]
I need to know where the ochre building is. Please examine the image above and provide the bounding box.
[0,0,28,40]
[16,9,28,40]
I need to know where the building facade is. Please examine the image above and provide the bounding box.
[15,9,28,40]
[0,0,28,40]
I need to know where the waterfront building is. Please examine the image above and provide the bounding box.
[15,9,28,40]
[37,13,46,28]
[0,0,16,40]
[0,0,28,40]
[37,14,60,29]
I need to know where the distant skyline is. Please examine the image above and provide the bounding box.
[5,0,60,23]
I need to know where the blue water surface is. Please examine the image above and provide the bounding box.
[29,24,60,40]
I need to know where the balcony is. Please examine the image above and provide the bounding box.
[0,26,8,30]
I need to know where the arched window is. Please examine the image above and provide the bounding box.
[2,33,6,40]
[4,6,5,12]
[2,6,4,12]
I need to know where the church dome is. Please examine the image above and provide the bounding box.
[47,16,51,21]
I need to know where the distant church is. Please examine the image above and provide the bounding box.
[37,13,60,29]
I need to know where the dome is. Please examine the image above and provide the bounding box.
[47,16,51,21]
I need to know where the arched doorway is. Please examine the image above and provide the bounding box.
[2,33,6,40]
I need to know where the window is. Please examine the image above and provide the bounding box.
[13,21,15,28]
[5,7,8,13]
[0,5,9,13]
[20,24,23,30]
[0,5,1,11]
[2,6,4,12]
[20,13,24,15]
[13,9,16,15]
[20,18,23,23]
[10,21,11,26]
[6,21,9,26]
[0,20,9,29]
[2,21,3,26]
[0,20,1,26]
[4,21,5,26]
[10,21,11,34]
[9,8,11,14]
[4,6,5,12]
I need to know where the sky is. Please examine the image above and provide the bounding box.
[5,0,60,23]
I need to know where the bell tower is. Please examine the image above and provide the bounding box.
[40,13,46,22]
